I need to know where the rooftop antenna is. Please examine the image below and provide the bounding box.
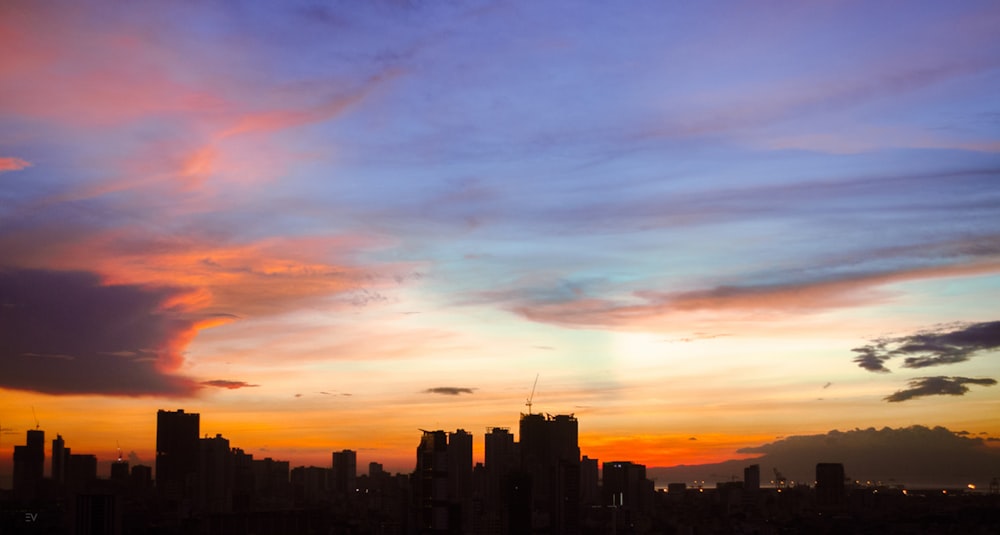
[31,406,39,430]
[525,373,539,415]
[117,441,123,462]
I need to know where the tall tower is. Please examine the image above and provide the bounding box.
[155,409,200,501]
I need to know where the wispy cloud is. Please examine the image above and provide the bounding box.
[201,380,260,390]
[424,387,475,396]
[884,376,997,402]
[511,262,1000,330]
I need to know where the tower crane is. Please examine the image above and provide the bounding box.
[525,374,539,414]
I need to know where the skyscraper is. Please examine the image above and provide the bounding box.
[155,409,199,501]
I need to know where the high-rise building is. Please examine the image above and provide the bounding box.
[415,430,450,533]
[602,461,651,512]
[110,460,130,482]
[155,409,199,500]
[816,463,846,508]
[744,464,760,492]
[12,429,44,499]
[519,413,580,535]
[580,455,600,506]
[291,466,331,505]
[251,457,291,508]
[483,427,517,534]
[448,429,473,533]
[331,449,357,495]
[52,434,66,484]
[66,454,98,486]
[198,433,233,513]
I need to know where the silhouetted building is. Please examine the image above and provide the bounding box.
[67,454,98,487]
[448,429,473,532]
[130,465,153,491]
[231,448,254,511]
[12,429,44,499]
[482,427,517,535]
[251,457,291,508]
[519,413,580,535]
[197,433,233,513]
[415,430,450,533]
[744,464,760,492]
[110,460,130,482]
[291,466,330,505]
[580,455,599,506]
[332,449,357,496]
[155,409,199,501]
[73,492,122,535]
[603,460,653,519]
[52,434,66,485]
[816,462,846,508]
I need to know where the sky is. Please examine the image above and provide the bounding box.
[1,1,999,479]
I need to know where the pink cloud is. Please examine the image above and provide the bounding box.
[514,261,1000,329]
[0,157,30,172]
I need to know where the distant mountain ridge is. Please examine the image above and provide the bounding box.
[648,425,1000,489]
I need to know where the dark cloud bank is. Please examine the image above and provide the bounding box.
[649,426,1000,488]
[0,268,249,396]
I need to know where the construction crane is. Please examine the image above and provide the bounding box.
[525,374,539,414]
[773,468,787,488]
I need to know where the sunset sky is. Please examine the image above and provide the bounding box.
[2,1,999,479]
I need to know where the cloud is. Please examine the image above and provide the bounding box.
[0,268,204,396]
[852,321,1000,372]
[884,376,997,402]
[0,157,31,173]
[424,387,475,396]
[511,262,1000,330]
[201,379,260,390]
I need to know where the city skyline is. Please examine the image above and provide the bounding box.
[2,1,1000,483]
